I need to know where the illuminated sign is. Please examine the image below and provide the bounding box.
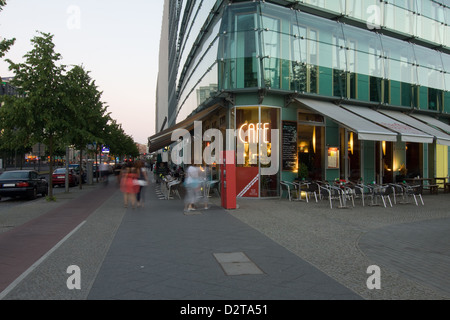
[238,123,270,144]
[327,147,340,169]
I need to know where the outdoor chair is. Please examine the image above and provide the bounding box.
[352,184,369,206]
[406,185,424,206]
[206,180,220,197]
[292,181,318,202]
[341,186,355,207]
[389,183,407,204]
[167,178,181,200]
[372,185,394,208]
[280,181,297,201]
[306,181,320,203]
[319,184,343,209]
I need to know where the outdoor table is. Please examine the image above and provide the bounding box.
[435,177,449,192]
[405,178,438,195]
[404,178,433,186]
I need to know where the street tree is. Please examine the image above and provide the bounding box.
[4,31,70,199]
[105,120,139,161]
[64,64,110,188]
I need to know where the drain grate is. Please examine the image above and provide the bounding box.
[213,252,264,276]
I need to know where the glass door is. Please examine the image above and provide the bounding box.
[235,106,280,198]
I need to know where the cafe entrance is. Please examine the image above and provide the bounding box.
[232,106,280,198]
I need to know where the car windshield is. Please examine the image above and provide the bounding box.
[54,168,70,174]
[0,171,29,179]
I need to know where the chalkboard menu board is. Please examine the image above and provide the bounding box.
[282,121,298,171]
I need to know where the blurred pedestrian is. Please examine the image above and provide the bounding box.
[135,160,149,208]
[99,162,110,185]
[184,165,201,212]
[120,164,140,209]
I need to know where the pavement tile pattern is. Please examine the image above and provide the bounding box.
[0,175,449,300]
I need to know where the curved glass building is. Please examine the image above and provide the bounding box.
[150,0,450,198]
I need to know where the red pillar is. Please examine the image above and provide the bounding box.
[220,150,236,209]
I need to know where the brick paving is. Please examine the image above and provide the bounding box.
[0,178,449,300]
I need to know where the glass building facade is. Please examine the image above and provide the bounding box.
[151,0,450,198]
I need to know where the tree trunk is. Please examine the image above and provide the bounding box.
[79,149,83,190]
[48,136,54,199]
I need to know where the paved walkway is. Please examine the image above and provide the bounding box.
[0,177,449,300]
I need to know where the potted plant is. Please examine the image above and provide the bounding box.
[298,162,309,181]
[396,164,407,182]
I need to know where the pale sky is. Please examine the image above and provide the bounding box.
[0,0,164,145]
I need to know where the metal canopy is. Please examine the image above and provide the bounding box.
[296,98,397,142]
[379,110,450,146]
[342,105,434,144]
[148,105,222,153]
[410,114,450,135]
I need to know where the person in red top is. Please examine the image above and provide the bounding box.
[120,164,140,208]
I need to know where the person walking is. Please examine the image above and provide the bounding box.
[184,165,201,212]
[120,164,140,209]
[135,160,149,208]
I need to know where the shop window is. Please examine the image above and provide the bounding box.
[339,129,361,181]
[376,141,394,183]
[406,143,422,179]
[236,107,260,168]
[298,123,324,181]
[235,106,280,198]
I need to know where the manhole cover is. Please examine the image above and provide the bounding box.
[213,252,264,276]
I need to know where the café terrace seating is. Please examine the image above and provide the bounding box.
[280,179,427,208]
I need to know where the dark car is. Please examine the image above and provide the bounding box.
[0,170,48,200]
[52,168,79,187]
[68,164,86,183]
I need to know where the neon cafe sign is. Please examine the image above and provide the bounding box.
[238,123,270,144]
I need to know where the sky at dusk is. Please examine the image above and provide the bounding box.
[0,0,164,145]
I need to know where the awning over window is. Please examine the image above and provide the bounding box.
[379,110,450,146]
[296,98,397,142]
[341,105,434,144]
[410,114,450,135]
[148,105,222,153]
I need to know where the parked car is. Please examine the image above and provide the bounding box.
[68,164,86,183]
[52,168,79,187]
[0,170,48,200]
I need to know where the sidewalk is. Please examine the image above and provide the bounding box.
[0,178,449,300]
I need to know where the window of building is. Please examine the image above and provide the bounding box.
[298,112,325,181]
[332,35,357,99]
[291,25,319,93]
[261,16,281,89]
[428,88,443,111]
[340,129,361,182]
[235,106,280,198]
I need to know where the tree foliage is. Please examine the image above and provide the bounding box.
[0,0,15,59]
[1,30,142,197]
[3,32,69,197]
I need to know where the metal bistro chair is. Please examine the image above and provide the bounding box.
[280,181,297,201]
[373,184,394,208]
[167,178,181,199]
[406,184,424,206]
[341,185,355,208]
[306,181,321,203]
[293,181,318,203]
[206,180,220,197]
[319,184,344,209]
[389,183,407,204]
[352,183,370,207]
